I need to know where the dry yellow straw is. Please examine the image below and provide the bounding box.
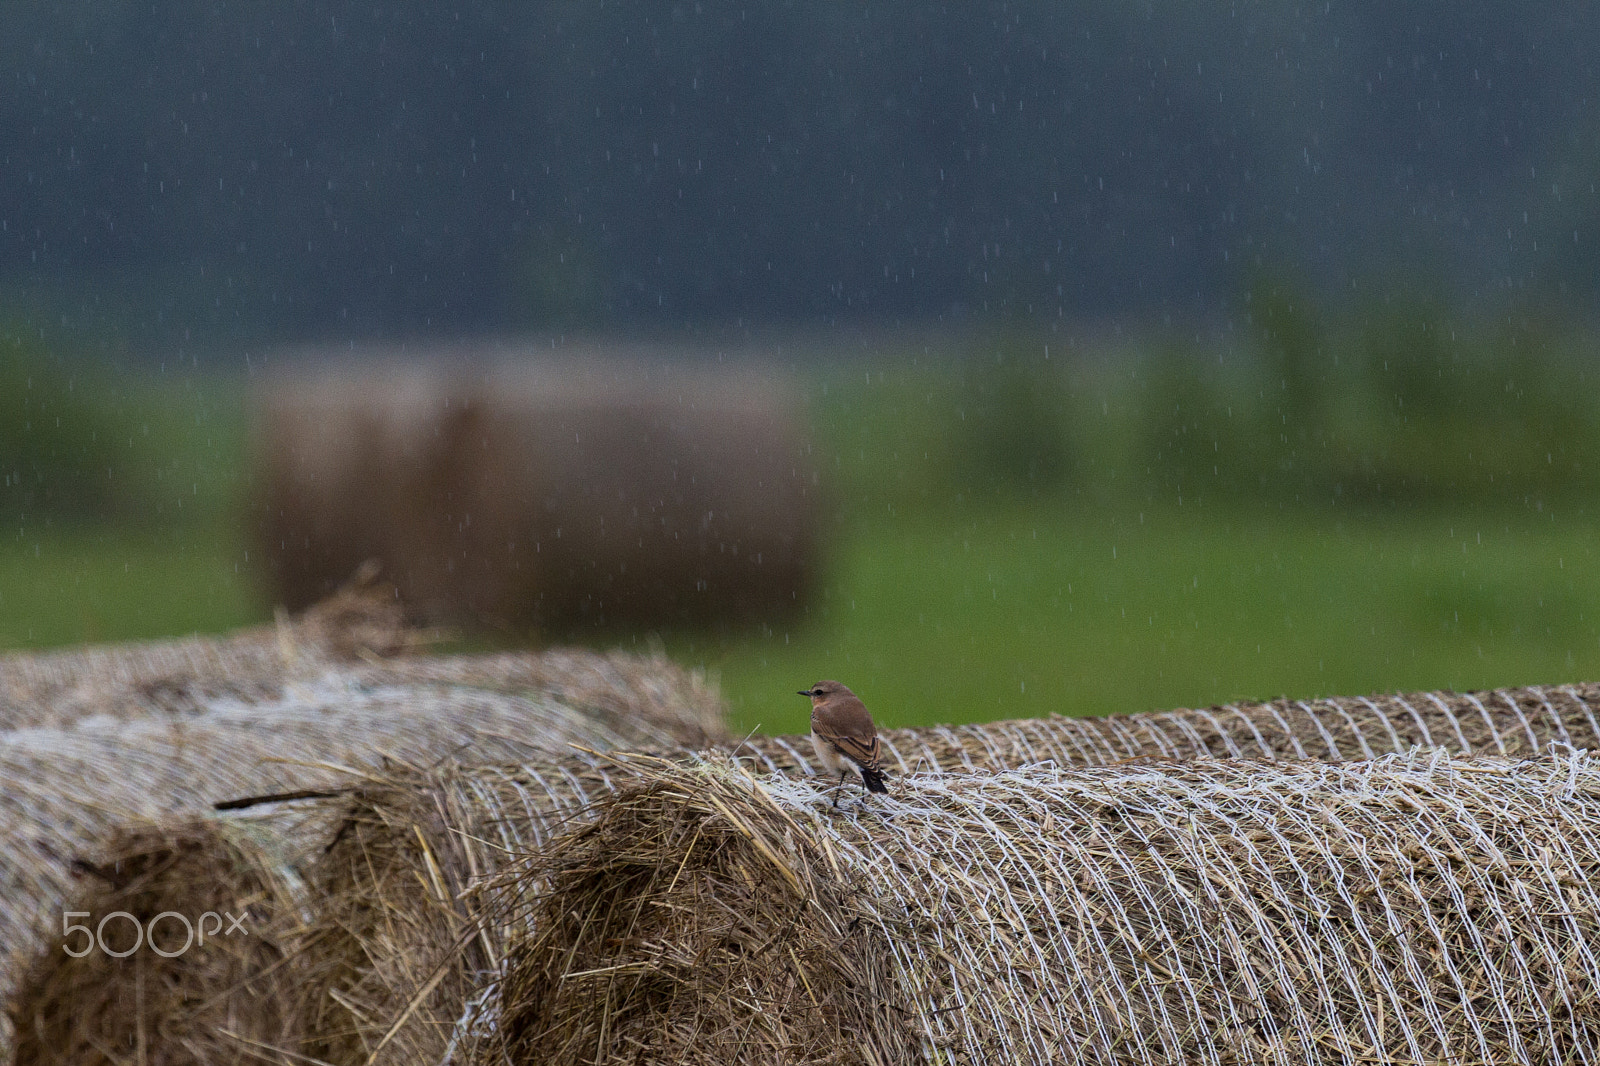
[14,680,1597,1065]
[488,749,1600,1065]
[294,682,1600,1065]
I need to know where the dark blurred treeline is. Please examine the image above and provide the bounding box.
[4,0,1599,348]
[1,328,241,527]
[1139,283,1600,507]
[819,285,1600,515]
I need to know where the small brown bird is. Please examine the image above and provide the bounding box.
[799,680,888,805]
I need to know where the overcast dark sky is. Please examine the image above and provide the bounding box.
[3,1,1598,351]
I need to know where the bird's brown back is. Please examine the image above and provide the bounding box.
[811,687,882,772]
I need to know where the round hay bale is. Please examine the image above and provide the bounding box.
[297,756,630,1066]
[17,680,1588,1066]
[487,750,1600,1065]
[444,359,818,630]
[0,647,727,1062]
[8,809,329,1066]
[289,681,1600,1065]
[296,742,834,1066]
[249,355,821,631]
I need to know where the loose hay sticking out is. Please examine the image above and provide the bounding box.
[8,809,330,1066]
[298,750,636,1066]
[489,752,1600,1066]
[0,560,412,731]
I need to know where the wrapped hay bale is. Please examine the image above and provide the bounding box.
[297,740,831,1065]
[9,808,330,1066]
[297,753,635,1066]
[0,627,293,730]
[9,747,663,1066]
[13,681,1590,1065]
[251,355,820,630]
[286,681,1600,1065]
[0,647,726,1062]
[487,750,1600,1066]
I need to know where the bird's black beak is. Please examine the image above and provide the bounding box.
[797,689,814,697]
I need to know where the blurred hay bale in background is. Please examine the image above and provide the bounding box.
[488,751,1600,1065]
[252,351,821,632]
[251,363,456,619]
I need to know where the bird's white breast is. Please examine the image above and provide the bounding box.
[810,729,850,775]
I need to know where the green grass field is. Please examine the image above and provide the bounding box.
[677,503,1600,735]
[5,342,1600,737]
[0,527,259,649]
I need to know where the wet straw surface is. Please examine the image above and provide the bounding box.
[492,750,1600,1065]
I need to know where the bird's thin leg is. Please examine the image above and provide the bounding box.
[833,770,846,809]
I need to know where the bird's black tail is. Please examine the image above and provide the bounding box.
[860,766,888,793]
